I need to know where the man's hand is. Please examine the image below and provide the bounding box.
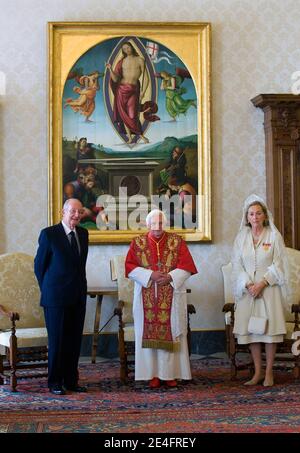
[150,271,172,286]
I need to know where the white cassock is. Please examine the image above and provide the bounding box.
[128,267,192,381]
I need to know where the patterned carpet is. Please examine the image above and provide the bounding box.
[1,357,300,433]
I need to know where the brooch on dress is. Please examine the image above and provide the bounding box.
[262,242,271,251]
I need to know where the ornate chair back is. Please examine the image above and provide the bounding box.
[0,253,48,391]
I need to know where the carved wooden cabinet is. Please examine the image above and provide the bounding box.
[251,94,300,249]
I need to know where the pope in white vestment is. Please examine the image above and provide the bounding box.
[125,210,197,387]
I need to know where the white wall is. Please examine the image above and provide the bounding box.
[1,0,300,332]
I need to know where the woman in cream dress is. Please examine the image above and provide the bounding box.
[232,194,290,387]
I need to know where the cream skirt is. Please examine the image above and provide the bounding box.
[236,334,284,344]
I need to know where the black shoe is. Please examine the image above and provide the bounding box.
[65,385,87,393]
[49,385,66,395]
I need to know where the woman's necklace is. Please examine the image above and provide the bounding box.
[149,233,165,269]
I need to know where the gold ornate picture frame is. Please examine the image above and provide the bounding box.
[49,22,211,243]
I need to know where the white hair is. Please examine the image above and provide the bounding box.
[63,198,83,211]
[146,209,167,228]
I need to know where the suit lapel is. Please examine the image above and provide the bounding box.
[77,227,89,264]
[57,222,74,257]
[76,227,85,259]
[57,223,86,261]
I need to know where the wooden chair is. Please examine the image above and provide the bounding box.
[110,255,196,383]
[222,247,300,380]
[0,253,48,391]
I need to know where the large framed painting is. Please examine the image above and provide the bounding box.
[49,22,211,243]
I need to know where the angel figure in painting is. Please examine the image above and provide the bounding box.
[64,71,102,122]
[160,68,196,121]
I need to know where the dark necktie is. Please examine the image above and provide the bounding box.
[69,231,79,257]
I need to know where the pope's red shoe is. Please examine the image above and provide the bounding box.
[149,377,161,388]
[166,379,177,387]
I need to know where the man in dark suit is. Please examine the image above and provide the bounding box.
[34,198,89,395]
